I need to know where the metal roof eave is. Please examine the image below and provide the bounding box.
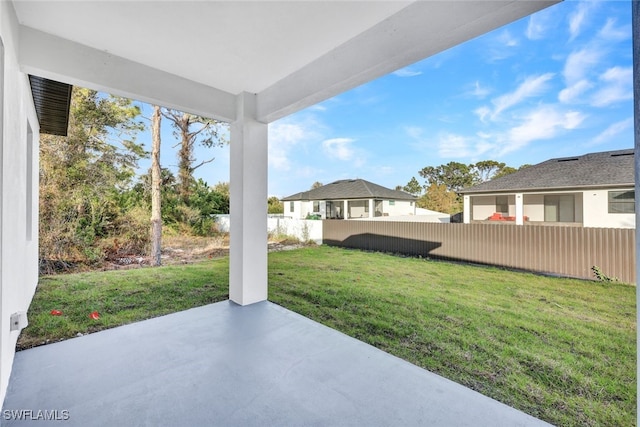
[29,75,72,136]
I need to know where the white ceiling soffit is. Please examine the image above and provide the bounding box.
[13,1,559,123]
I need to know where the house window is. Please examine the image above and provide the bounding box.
[544,195,575,222]
[289,201,294,213]
[608,191,635,214]
[495,196,508,214]
[313,201,320,212]
[389,200,395,206]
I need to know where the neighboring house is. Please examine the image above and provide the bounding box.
[282,179,417,220]
[460,149,635,229]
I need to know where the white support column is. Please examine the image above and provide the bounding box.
[463,196,471,223]
[369,199,374,218]
[515,193,524,225]
[229,92,268,306]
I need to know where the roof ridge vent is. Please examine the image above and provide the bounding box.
[611,152,633,157]
[557,158,579,162]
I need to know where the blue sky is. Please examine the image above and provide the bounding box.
[137,0,633,199]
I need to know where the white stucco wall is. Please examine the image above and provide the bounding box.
[0,0,41,405]
[523,194,544,221]
[347,200,368,219]
[286,200,314,220]
[583,188,635,229]
[470,195,496,220]
[381,200,414,216]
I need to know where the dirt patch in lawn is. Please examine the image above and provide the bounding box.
[40,234,310,275]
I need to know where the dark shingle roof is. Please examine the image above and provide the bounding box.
[282,179,415,201]
[461,149,634,194]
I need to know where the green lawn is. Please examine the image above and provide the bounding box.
[20,246,636,426]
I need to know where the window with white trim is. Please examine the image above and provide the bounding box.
[608,190,635,214]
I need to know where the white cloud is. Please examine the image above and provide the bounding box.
[591,66,633,107]
[563,47,602,84]
[393,67,422,78]
[590,118,633,145]
[490,73,555,119]
[504,106,586,154]
[471,81,490,99]
[435,133,495,159]
[486,30,520,61]
[405,126,424,140]
[558,79,593,104]
[497,29,518,47]
[322,138,356,161]
[474,106,491,123]
[597,18,630,41]
[526,13,547,40]
[568,1,594,41]
[308,104,327,112]
[436,133,475,158]
[268,118,320,171]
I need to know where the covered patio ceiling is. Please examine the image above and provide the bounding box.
[13,1,558,123]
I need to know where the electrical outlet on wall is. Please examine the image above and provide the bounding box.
[10,311,28,331]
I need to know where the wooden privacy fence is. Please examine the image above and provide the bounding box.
[323,221,636,284]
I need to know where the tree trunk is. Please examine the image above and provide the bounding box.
[150,105,162,266]
[177,113,193,203]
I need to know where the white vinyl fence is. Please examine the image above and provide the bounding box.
[215,215,323,244]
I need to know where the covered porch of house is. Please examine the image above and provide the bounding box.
[3,301,550,426]
[2,0,570,421]
[463,192,584,226]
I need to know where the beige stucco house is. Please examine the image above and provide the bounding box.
[461,149,635,229]
[282,179,417,220]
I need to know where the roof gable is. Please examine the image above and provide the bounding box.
[462,149,634,194]
[282,179,415,201]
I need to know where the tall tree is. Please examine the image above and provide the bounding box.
[474,160,506,183]
[39,88,145,261]
[418,183,460,214]
[310,181,323,189]
[402,177,423,196]
[268,196,284,214]
[419,161,476,193]
[150,105,162,266]
[161,110,228,202]
[212,181,230,199]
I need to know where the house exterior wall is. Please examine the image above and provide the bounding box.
[287,200,312,219]
[468,189,633,228]
[523,194,545,221]
[583,188,635,228]
[381,199,414,217]
[347,200,369,219]
[471,196,496,220]
[507,195,516,216]
[0,0,41,404]
[289,199,415,219]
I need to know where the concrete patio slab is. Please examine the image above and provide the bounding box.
[3,301,551,426]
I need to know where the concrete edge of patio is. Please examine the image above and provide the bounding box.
[3,301,552,426]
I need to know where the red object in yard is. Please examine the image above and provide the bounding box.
[488,213,505,221]
[89,311,100,320]
[50,309,63,316]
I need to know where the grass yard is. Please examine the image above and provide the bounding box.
[20,246,635,426]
